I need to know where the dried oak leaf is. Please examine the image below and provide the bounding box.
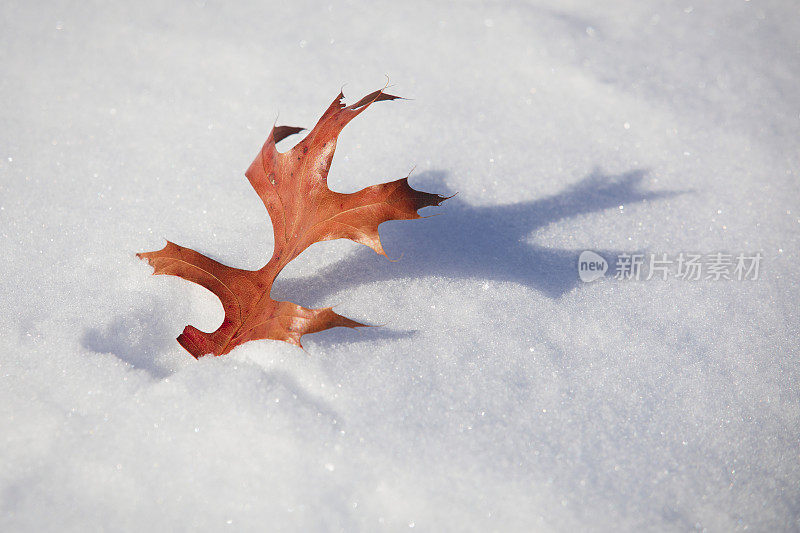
[137,88,447,358]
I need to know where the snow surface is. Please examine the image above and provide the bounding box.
[1,0,799,531]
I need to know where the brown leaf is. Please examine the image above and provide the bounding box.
[138,88,447,358]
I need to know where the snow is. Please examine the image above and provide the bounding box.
[1,0,799,530]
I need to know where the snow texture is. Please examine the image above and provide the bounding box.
[1,0,799,531]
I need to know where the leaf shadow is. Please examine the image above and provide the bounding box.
[81,300,176,379]
[273,168,684,309]
[306,325,418,347]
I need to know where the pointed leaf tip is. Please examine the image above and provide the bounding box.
[272,125,306,143]
[349,90,403,110]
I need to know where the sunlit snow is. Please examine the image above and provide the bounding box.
[1,1,798,531]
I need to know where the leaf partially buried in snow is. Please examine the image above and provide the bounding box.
[138,88,448,358]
